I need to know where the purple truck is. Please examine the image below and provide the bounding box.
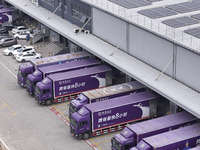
[111,111,197,150]
[131,123,200,150]
[69,81,145,117]
[70,91,157,140]
[0,8,15,23]
[17,51,91,88]
[26,58,101,96]
[35,65,112,105]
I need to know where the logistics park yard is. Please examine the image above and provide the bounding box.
[0,40,117,150]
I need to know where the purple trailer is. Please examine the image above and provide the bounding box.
[131,123,200,150]
[0,8,15,23]
[112,111,197,150]
[17,51,91,88]
[35,65,112,105]
[70,91,157,140]
[26,58,101,96]
[69,81,145,117]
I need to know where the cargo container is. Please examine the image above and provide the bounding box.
[35,65,112,105]
[17,51,90,87]
[111,111,197,150]
[131,123,200,150]
[69,81,145,117]
[70,91,157,140]
[26,58,101,96]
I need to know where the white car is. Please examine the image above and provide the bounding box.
[12,26,29,34]
[12,45,35,58]
[16,52,42,62]
[3,44,22,56]
[14,31,34,40]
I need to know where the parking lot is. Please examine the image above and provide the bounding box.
[0,37,119,150]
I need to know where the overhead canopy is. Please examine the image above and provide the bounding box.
[5,0,200,118]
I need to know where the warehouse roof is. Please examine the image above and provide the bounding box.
[6,0,200,118]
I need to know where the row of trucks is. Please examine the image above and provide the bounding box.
[17,51,200,150]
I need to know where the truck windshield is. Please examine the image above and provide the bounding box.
[35,87,41,95]
[69,103,77,113]
[18,70,24,77]
[70,117,78,128]
[26,78,31,87]
[111,138,122,150]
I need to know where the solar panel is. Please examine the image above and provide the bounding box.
[108,0,151,9]
[184,27,200,38]
[138,7,177,19]
[147,0,163,2]
[166,1,200,13]
[162,16,199,28]
[191,13,200,20]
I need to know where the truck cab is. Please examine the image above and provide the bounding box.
[111,127,135,150]
[17,62,34,87]
[35,78,53,105]
[69,93,88,117]
[26,70,43,96]
[70,107,91,140]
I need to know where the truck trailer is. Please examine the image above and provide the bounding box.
[17,51,90,88]
[35,65,112,105]
[70,91,157,140]
[111,111,197,150]
[131,123,200,150]
[26,58,101,96]
[69,81,145,117]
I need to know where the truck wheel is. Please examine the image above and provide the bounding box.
[83,132,90,140]
[45,99,52,106]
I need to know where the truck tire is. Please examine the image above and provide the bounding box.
[83,132,90,140]
[45,99,52,106]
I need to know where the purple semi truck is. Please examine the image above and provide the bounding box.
[0,8,15,23]
[131,123,200,150]
[69,81,145,117]
[35,65,112,105]
[111,111,197,150]
[26,58,101,96]
[70,91,157,140]
[17,51,91,88]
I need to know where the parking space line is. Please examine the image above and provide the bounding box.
[0,61,17,78]
[89,139,103,150]
[0,98,16,116]
[95,139,110,145]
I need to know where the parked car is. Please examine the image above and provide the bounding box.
[1,21,17,30]
[3,44,22,56]
[16,52,42,62]
[0,27,8,34]
[0,37,17,47]
[14,31,34,40]
[12,26,29,34]
[12,45,35,58]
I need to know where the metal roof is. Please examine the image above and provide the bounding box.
[6,0,200,118]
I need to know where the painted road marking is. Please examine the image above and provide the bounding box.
[49,104,100,150]
[0,98,16,117]
[0,61,17,78]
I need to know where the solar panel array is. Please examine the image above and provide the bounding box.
[191,13,200,20]
[108,0,151,9]
[184,27,200,38]
[138,7,177,19]
[166,1,200,13]
[162,16,199,28]
[147,0,163,2]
